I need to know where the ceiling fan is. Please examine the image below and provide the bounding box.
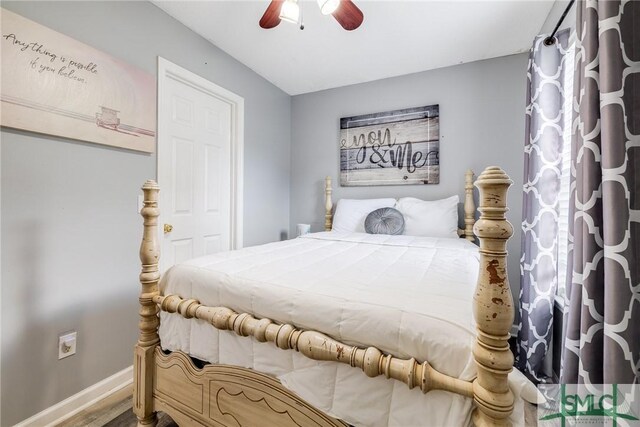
[259,0,364,31]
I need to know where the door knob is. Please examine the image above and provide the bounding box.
[164,224,173,233]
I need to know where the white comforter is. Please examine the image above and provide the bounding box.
[159,232,531,426]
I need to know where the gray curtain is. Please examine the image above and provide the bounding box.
[517,30,571,381]
[561,0,639,385]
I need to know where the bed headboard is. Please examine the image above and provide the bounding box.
[324,176,333,232]
[461,169,476,241]
[323,170,477,242]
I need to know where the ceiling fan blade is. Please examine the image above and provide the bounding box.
[332,0,364,31]
[259,0,284,29]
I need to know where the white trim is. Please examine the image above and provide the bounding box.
[156,57,244,272]
[14,365,133,427]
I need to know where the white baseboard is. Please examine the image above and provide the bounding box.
[15,365,133,427]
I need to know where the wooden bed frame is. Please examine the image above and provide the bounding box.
[324,169,478,240]
[134,167,515,427]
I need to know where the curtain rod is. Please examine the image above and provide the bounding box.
[544,0,575,46]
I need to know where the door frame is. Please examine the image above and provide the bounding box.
[157,57,244,270]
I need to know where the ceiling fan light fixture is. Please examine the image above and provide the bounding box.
[317,0,340,15]
[279,0,300,24]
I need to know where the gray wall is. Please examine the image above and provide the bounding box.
[0,1,291,425]
[290,53,528,314]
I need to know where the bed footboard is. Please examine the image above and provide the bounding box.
[135,166,515,427]
[153,293,475,399]
[153,348,346,426]
[134,180,161,426]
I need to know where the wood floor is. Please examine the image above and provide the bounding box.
[54,384,176,427]
[54,383,538,426]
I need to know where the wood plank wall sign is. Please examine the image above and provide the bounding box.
[0,8,156,153]
[340,105,439,186]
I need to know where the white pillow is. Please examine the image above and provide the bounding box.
[395,195,459,238]
[332,198,396,233]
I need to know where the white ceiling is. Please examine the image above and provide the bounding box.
[154,1,555,95]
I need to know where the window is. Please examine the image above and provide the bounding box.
[556,42,575,301]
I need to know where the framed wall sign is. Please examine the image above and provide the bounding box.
[1,8,156,153]
[340,104,439,186]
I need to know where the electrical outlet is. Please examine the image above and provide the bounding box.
[58,331,77,360]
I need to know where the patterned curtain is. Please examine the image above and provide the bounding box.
[561,0,639,385]
[517,30,571,381]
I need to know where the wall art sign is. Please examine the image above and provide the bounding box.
[1,8,156,153]
[340,105,439,186]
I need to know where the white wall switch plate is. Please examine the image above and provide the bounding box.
[58,331,77,360]
[138,195,144,213]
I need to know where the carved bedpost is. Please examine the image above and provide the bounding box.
[133,180,160,427]
[471,167,514,427]
[464,169,476,242]
[325,176,333,231]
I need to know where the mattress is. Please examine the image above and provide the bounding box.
[159,232,532,426]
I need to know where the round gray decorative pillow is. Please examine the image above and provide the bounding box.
[364,207,405,235]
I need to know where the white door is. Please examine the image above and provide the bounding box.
[158,58,244,272]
